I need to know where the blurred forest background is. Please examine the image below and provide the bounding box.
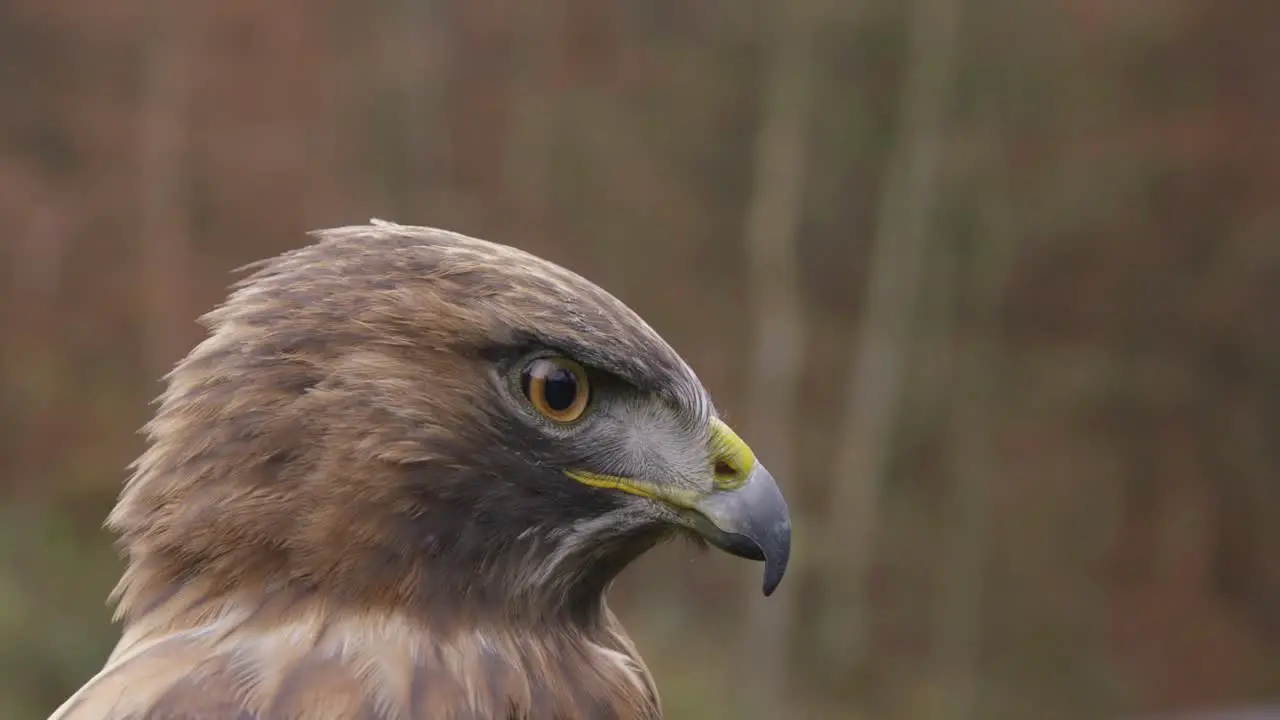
[1,0,1278,718]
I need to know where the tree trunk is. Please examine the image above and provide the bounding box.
[824,0,966,670]
[738,1,819,717]
[926,112,1019,720]
[138,0,197,376]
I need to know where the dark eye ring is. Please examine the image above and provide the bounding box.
[520,356,590,423]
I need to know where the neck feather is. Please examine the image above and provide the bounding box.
[111,513,670,634]
[103,573,660,720]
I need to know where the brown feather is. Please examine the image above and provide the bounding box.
[52,583,658,719]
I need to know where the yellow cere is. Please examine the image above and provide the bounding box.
[564,417,757,505]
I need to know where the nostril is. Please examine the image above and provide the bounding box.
[713,458,749,490]
[714,459,736,478]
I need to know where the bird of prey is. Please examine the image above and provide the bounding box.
[48,221,791,720]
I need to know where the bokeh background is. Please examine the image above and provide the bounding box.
[2,1,1278,718]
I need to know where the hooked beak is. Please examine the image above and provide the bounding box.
[687,461,792,596]
[564,417,792,596]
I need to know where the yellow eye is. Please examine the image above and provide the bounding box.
[521,357,590,423]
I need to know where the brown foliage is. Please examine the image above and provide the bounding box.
[1,0,1277,718]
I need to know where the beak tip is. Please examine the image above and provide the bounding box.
[762,578,779,597]
[759,531,790,597]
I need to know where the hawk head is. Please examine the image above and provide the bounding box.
[109,221,791,626]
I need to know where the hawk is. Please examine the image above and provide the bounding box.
[49,221,791,720]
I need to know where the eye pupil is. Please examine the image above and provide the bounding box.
[542,368,578,411]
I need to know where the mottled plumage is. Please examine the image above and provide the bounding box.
[50,220,790,720]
